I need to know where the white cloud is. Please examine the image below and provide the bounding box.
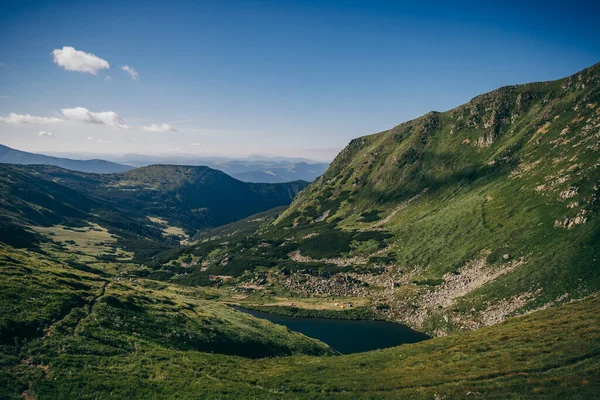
[61,107,127,128]
[52,46,109,75]
[142,123,176,132]
[38,131,54,137]
[86,136,94,140]
[96,140,112,144]
[0,113,62,124]
[120,65,138,80]
[104,76,112,81]
[190,142,203,146]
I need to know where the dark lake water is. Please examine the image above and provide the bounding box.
[238,308,430,354]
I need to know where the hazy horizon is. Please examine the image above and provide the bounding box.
[1,143,334,163]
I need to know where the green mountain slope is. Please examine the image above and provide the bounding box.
[167,62,600,336]
[0,246,335,398]
[275,62,600,333]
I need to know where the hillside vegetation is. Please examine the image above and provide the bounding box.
[1,246,598,399]
[164,62,600,336]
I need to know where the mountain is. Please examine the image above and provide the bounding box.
[37,164,308,229]
[124,157,329,183]
[164,62,600,336]
[0,163,307,257]
[0,144,133,174]
[46,152,331,183]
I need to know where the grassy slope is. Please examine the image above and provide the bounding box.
[2,243,598,399]
[9,288,600,399]
[0,245,335,398]
[3,235,597,399]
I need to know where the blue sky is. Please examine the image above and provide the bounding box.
[0,0,598,160]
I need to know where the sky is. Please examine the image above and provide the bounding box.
[0,0,599,161]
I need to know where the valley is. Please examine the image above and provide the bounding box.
[0,144,329,183]
[0,62,599,399]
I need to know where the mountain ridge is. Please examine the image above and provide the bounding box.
[0,163,307,258]
[0,144,133,174]
[0,144,329,183]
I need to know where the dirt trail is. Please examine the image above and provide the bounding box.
[88,281,108,314]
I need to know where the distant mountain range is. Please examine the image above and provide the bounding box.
[0,144,132,174]
[0,163,307,255]
[228,162,328,183]
[78,153,330,183]
[1,145,329,182]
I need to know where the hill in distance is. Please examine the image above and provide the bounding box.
[228,161,329,183]
[37,163,307,229]
[46,151,331,183]
[0,163,307,260]
[0,144,133,174]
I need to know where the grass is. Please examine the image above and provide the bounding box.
[4,241,597,399]
[0,245,336,398]
[7,286,600,399]
[240,304,382,321]
[2,240,596,398]
[33,223,133,259]
[148,216,192,245]
[251,296,372,310]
